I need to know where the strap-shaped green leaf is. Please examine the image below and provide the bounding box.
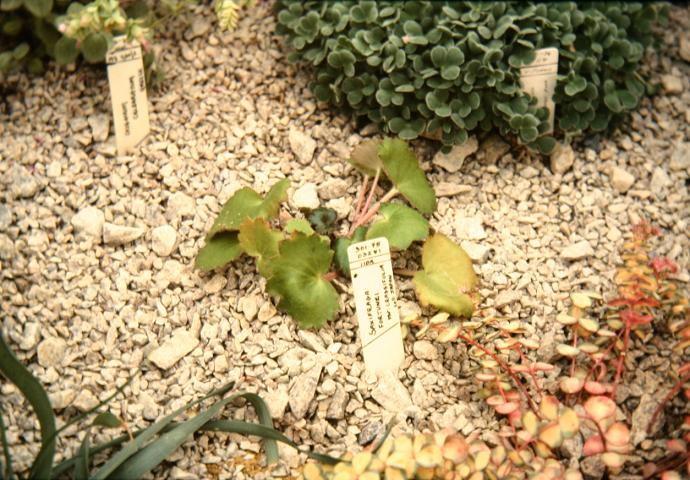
[0,333,56,480]
[74,429,91,480]
[0,404,14,480]
[91,381,234,479]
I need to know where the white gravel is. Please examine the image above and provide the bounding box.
[1,3,689,479]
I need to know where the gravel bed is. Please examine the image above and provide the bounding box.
[1,4,689,479]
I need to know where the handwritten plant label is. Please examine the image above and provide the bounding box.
[347,237,405,374]
[106,36,150,155]
[520,47,559,133]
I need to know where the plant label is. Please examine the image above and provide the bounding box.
[520,47,559,133]
[347,237,405,374]
[106,36,150,155]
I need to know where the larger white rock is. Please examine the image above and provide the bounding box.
[412,340,438,360]
[550,142,575,174]
[264,386,290,419]
[561,240,594,260]
[661,74,683,94]
[103,223,145,245]
[71,206,105,239]
[167,192,195,217]
[151,225,177,256]
[289,364,322,418]
[289,128,317,165]
[148,330,199,370]
[455,215,487,240]
[460,241,491,262]
[292,183,320,209]
[372,370,412,413]
[611,167,635,193]
[88,114,110,142]
[650,167,671,198]
[432,136,478,172]
[670,143,690,171]
[37,337,67,367]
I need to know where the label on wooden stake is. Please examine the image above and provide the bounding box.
[520,47,559,133]
[106,36,150,155]
[347,238,405,374]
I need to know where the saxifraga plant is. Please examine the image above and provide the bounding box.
[194,138,480,329]
[0,331,339,479]
[0,0,253,77]
[273,1,668,153]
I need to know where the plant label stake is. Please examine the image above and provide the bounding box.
[106,36,150,155]
[347,237,405,374]
[520,47,559,133]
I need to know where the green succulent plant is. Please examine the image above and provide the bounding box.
[274,1,668,153]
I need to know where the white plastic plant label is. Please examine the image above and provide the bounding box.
[106,36,150,155]
[347,237,405,374]
[520,47,559,133]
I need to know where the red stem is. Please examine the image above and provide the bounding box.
[352,175,369,221]
[646,369,690,434]
[458,332,541,417]
[612,323,631,398]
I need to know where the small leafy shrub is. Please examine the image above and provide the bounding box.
[195,138,479,328]
[274,1,668,152]
[0,0,252,76]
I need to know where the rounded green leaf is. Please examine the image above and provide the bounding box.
[12,42,29,59]
[379,138,436,215]
[54,36,78,65]
[206,179,289,239]
[266,234,339,328]
[284,218,314,235]
[238,218,283,278]
[365,203,429,250]
[413,234,478,316]
[22,0,53,17]
[348,139,383,176]
[81,32,109,63]
[565,75,587,96]
[334,226,366,277]
[195,232,243,271]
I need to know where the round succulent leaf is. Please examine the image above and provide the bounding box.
[54,36,78,65]
[557,344,579,357]
[605,422,631,448]
[564,75,587,96]
[578,317,599,333]
[571,292,592,308]
[365,203,429,250]
[584,396,616,423]
[601,452,625,469]
[206,179,289,239]
[413,234,478,317]
[556,312,577,325]
[560,376,584,394]
[238,218,283,277]
[81,32,109,63]
[348,138,383,176]
[12,42,29,59]
[195,232,243,272]
[559,408,580,438]
[583,435,605,456]
[23,0,52,17]
[379,138,436,215]
[538,421,563,449]
[540,396,560,421]
[584,381,607,395]
[266,234,338,328]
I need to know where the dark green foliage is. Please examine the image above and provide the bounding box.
[274,1,668,152]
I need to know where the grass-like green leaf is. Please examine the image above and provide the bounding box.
[365,203,429,250]
[206,180,289,239]
[379,138,436,215]
[238,218,283,277]
[0,404,14,480]
[348,139,383,176]
[195,232,243,271]
[266,234,338,328]
[91,382,235,479]
[0,333,56,480]
[74,430,91,480]
[413,234,478,316]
